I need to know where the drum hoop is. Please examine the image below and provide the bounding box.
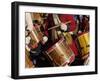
[78,32,89,37]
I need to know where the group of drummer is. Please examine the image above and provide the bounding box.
[25,13,90,68]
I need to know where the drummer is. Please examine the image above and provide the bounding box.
[25,19,52,67]
[44,14,78,57]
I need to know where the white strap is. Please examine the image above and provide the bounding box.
[53,14,61,25]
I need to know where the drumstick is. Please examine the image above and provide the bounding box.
[48,21,71,30]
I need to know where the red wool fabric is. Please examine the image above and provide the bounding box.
[59,14,76,32]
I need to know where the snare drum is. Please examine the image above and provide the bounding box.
[45,37,75,66]
[29,26,43,49]
[76,32,89,59]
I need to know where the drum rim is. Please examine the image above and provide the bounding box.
[77,32,89,37]
[46,37,65,52]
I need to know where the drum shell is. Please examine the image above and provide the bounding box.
[45,38,75,66]
[76,32,89,59]
[29,27,43,49]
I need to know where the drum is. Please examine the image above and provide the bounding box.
[45,37,75,66]
[25,13,43,49]
[29,26,43,49]
[76,32,89,59]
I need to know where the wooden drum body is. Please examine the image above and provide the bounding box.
[76,32,89,59]
[45,38,75,66]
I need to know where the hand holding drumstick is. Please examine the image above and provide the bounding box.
[48,21,71,31]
